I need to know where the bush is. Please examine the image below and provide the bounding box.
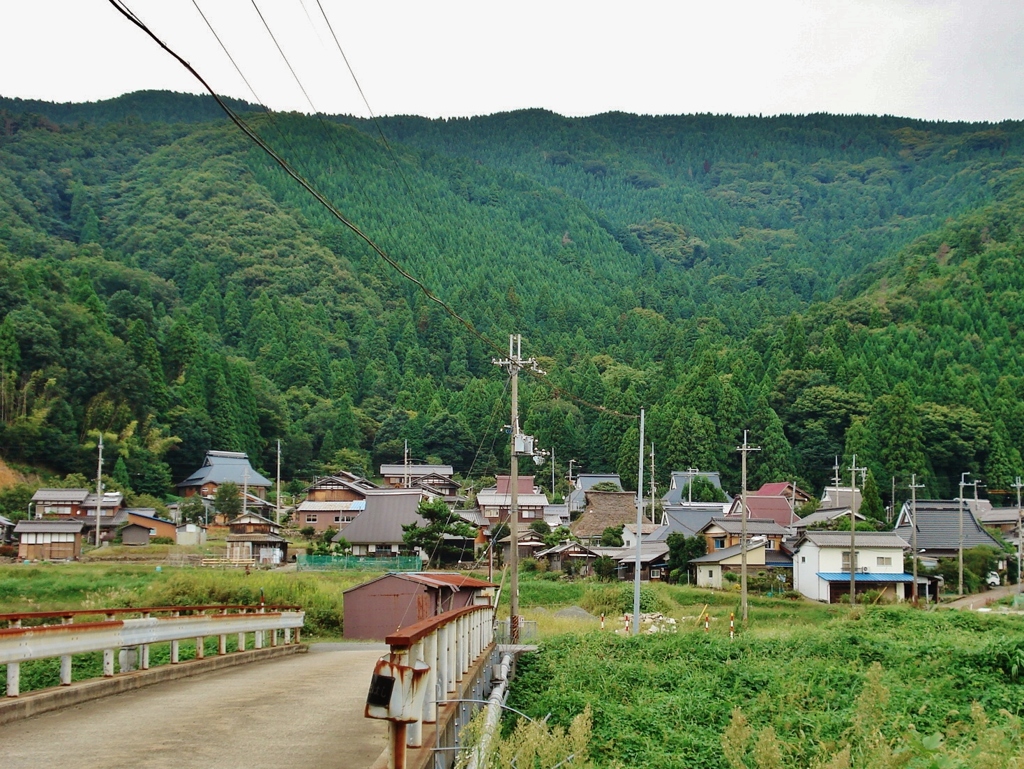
[521,558,538,573]
[151,536,174,545]
[0,545,17,558]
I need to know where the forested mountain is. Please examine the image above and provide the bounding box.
[1,91,1023,513]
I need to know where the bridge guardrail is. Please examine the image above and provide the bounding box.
[367,603,495,769]
[1,604,305,697]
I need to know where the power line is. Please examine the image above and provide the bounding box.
[106,0,636,421]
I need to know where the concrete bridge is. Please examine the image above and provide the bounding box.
[0,642,389,769]
[1,603,504,769]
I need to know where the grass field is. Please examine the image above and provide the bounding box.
[5,564,1024,766]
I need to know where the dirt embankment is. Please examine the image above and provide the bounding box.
[0,458,29,489]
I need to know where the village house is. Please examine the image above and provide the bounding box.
[792,530,911,603]
[497,529,549,562]
[295,475,379,533]
[175,522,207,547]
[571,490,651,546]
[661,469,731,507]
[976,506,1022,540]
[725,495,800,528]
[792,506,859,535]
[699,518,788,553]
[753,481,812,506]
[225,512,288,565]
[379,463,454,488]
[14,519,83,560]
[893,499,1003,559]
[332,489,449,560]
[537,540,601,575]
[567,473,623,514]
[177,450,272,500]
[820,485,863,514]
[126,510,177,540]
[477,476,549,523]
[691,539,768,589]
[0,514,14,544]
[591,541,671,582]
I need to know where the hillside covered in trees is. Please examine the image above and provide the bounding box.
[1,90,1023,512]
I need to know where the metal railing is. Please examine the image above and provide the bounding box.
[367,604,495,769]
[1,605,305,698]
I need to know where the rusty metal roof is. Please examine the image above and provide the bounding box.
[343,571,496,594]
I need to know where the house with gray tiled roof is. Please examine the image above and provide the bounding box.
[567,473,623,513]
[177,451,271,499]
[893,499,1003,558]
[661,470,732,506]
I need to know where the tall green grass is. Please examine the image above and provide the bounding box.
[509,608,1024,768]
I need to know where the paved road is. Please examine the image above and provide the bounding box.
[0,644,389,769]
[944,582,1023,610]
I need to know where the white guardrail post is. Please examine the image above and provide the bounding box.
[366,605,496,769]
[1,609,305,698]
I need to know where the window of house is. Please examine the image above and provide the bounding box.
[714,537,726,549]
[841,551,859,571]
[877,556,892,566]
[765,539,776,550]
[708,570,714,579]
[305,514,317,523]
[801,556,806,563]
[651,569,662,579]
[334,516,341,523]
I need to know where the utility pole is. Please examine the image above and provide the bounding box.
[550,446,556,502]
[493,334,542,643]
[276,439,282,526]
[737,431,760,623]
[243,466,249,518]
[95,435,104,548]
[959,472,970,596]
[1013,476,1023,591]
[633,408,645,636]
[650,443,658,526]
[686,467,699,504]
[909,474,924,606]
[404,440,409,489]
[849,455,862,606]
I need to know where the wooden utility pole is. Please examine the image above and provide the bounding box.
[493,334,542,643]
[737,431,760,623]
[909,474,924,606]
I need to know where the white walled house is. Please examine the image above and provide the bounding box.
[690,539,767,589]
[793,531,910,603]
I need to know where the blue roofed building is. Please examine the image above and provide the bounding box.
[177,451,272,500]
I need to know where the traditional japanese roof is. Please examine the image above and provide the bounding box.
[702,518,789,537]
[303,473,379,492]
[795,507,860,529]
[623,523,660,536]
[332,490,425,544]
[0,515,13,527]
[893,500,1002,553]
[379,464,454,478]
[225,533,288,543]
[796,531,910,550]
[661,470,730,506]
[570,491,648,539]
[690,539,767,564]
[591,542,670,564]
[648,506,722,542]
[15,520,84,533]
[726,496,798,527]
[978,507,1022,526]
[178,451,271,489]
[31,488,90,503]
[820,486,863,513]
[477,477,549,509]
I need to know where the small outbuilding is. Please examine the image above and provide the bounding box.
[343,572,496,640]
[176,522,208,546]
[120,523,152,546]
[15,520,83,561]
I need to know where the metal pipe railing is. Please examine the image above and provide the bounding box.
[368,604,495,769]
[1,605,304,697]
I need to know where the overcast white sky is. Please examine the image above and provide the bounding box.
[2,0,1022,122]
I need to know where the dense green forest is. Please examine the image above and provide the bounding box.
[1,90,1023,514]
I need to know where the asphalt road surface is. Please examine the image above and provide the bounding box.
[0,644,389,769]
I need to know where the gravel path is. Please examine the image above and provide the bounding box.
[0,645,387,769]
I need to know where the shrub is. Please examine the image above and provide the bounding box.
[521,558,538,573]
[151,536,174,545]
[0,545,17,558]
